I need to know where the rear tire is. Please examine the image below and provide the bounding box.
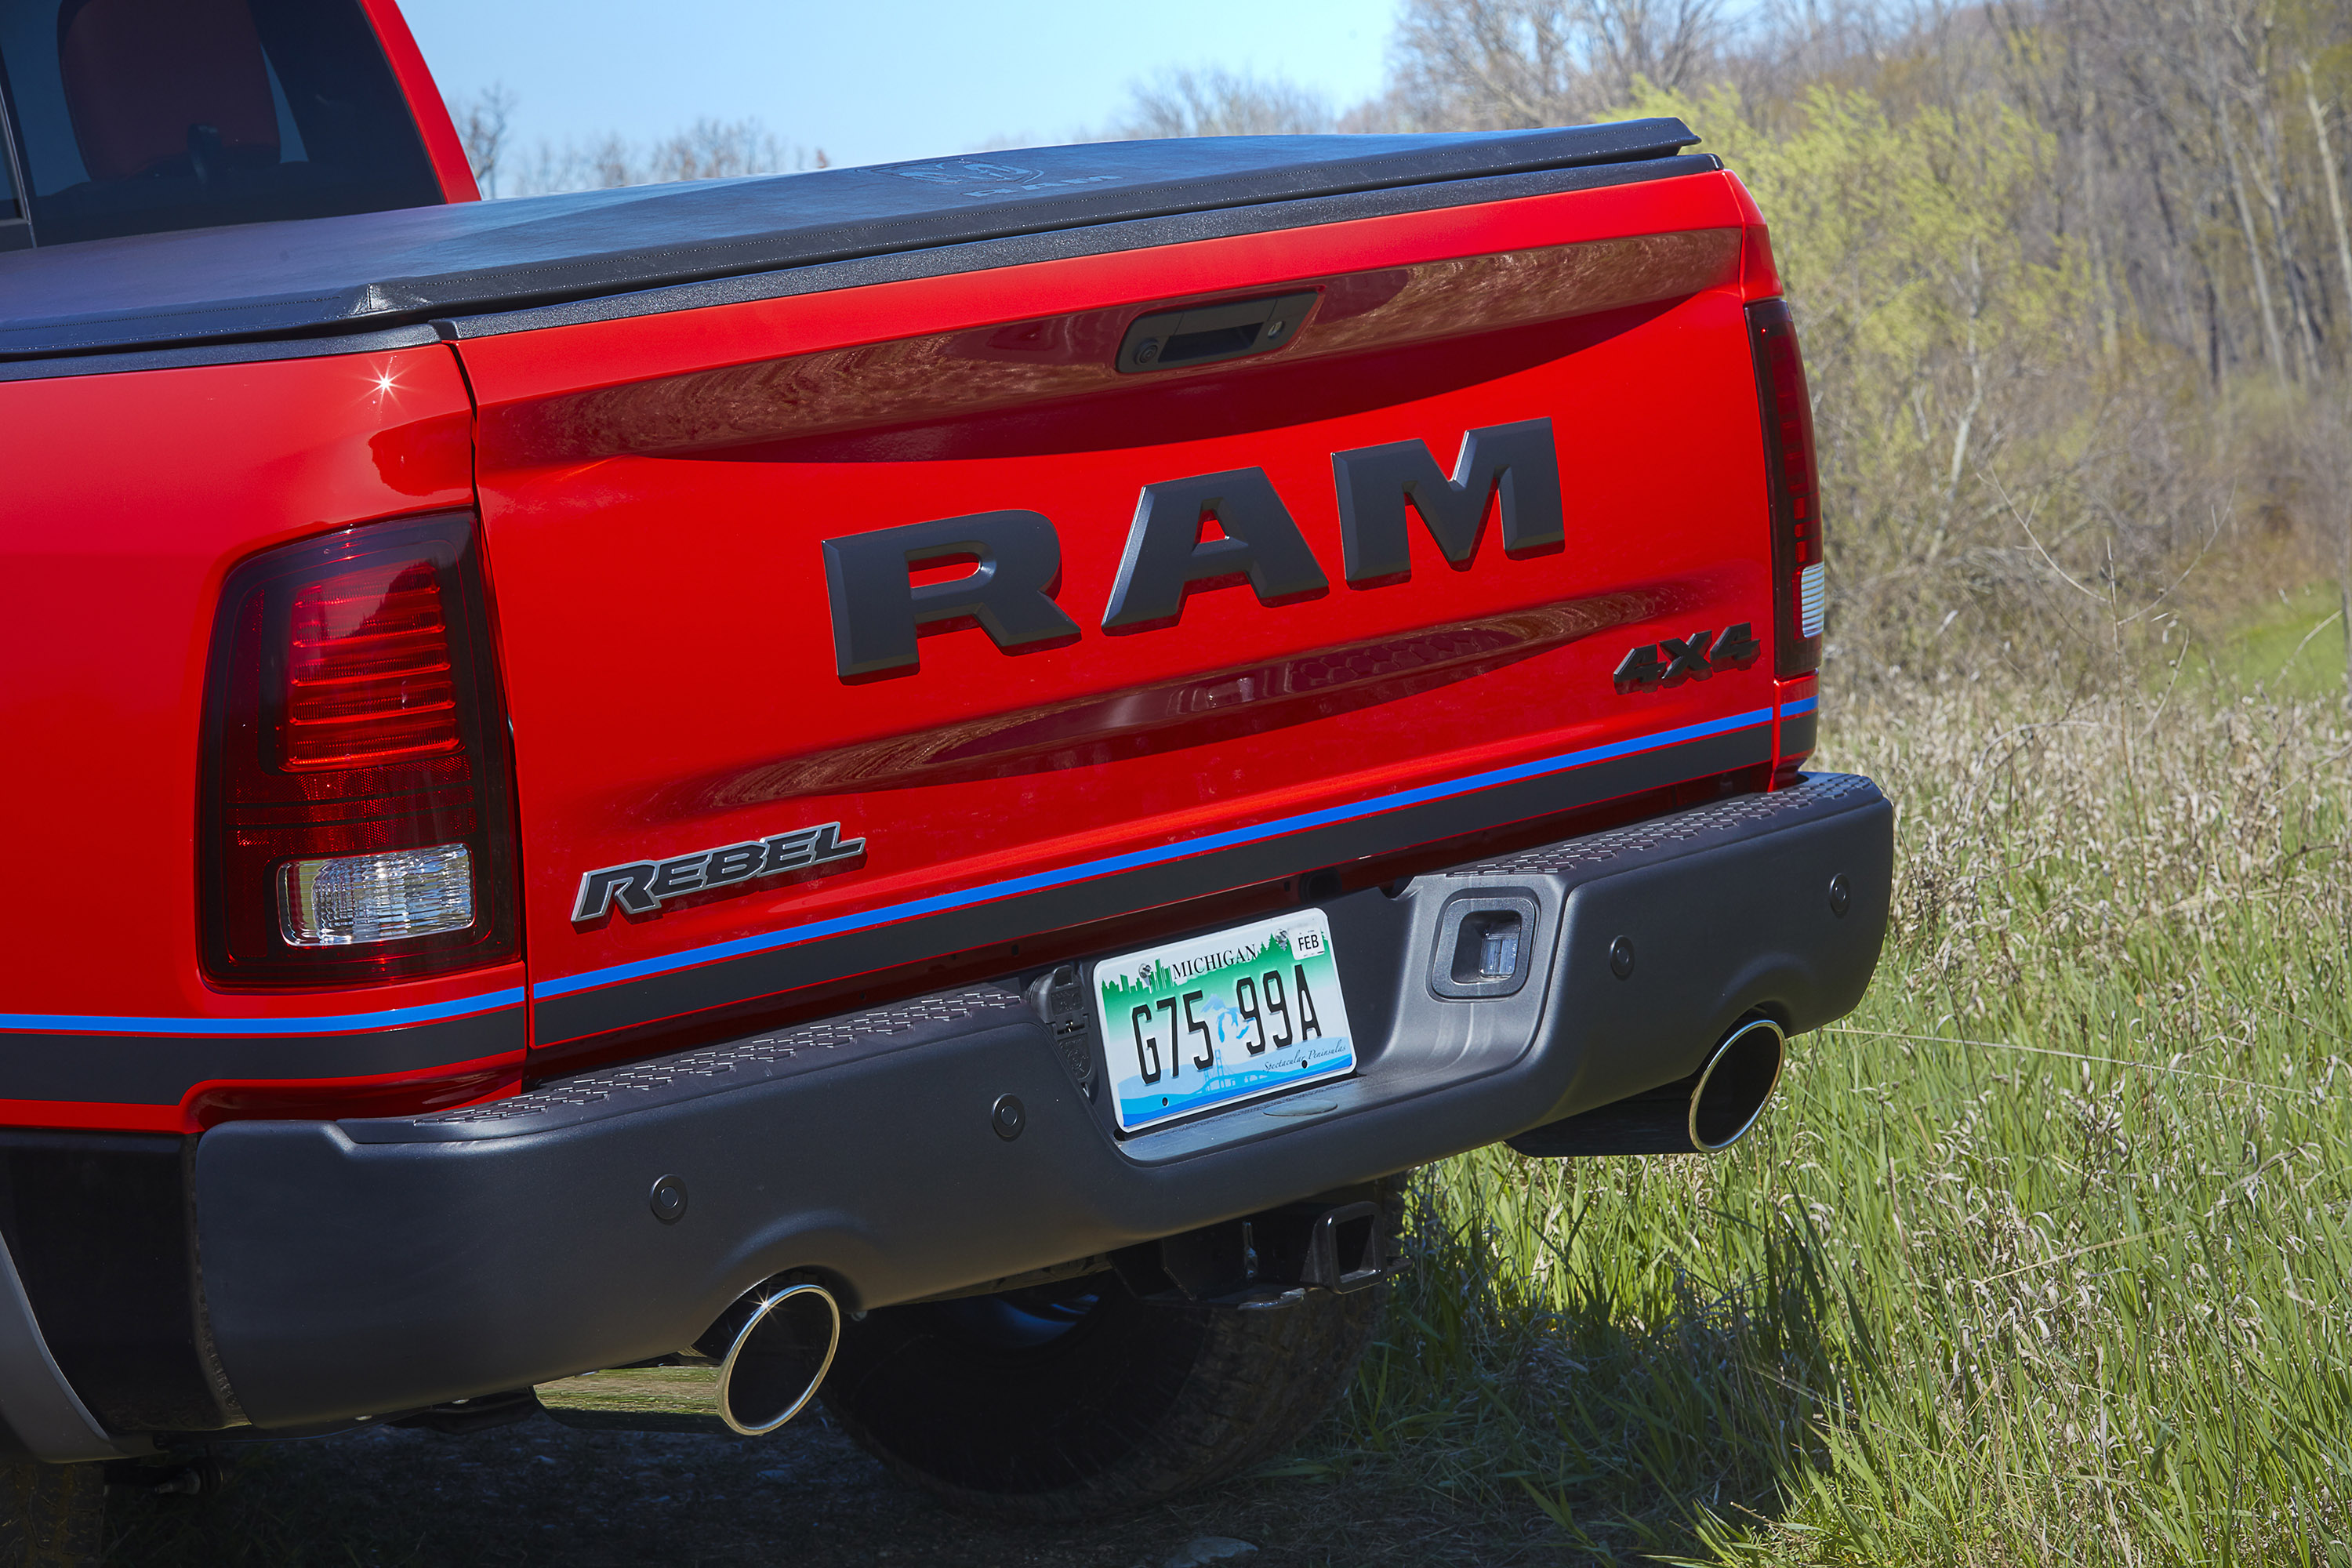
[820,1192,1398,1522]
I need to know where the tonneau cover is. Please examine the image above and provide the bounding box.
[0,122,1695,361]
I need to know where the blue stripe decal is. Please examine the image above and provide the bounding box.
[1,988,527,1038]
[535,707,1776,1003]
[1781,696,1818,717]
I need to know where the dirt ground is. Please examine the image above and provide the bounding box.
[107,1412,1580,1568]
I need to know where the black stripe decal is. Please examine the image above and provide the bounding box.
[0,1007,524,1106]
[535,722,1770,1046]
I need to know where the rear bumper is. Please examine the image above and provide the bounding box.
[171,773,1889,1430]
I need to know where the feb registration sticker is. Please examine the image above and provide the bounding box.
[1093,910,1356,1132]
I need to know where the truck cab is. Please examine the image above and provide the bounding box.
[0,0,474,251]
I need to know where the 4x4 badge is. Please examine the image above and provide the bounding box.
[1613,623,1762,691]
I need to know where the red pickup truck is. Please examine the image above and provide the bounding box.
[0,0,1889,1535]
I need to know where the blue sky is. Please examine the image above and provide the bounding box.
[397,0,1401,171]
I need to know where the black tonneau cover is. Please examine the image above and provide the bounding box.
[0,122,1697,362]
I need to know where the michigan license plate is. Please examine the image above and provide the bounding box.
[1094,910,1357,1132]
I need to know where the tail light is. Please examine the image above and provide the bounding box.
[1745,299,1824,677]
[200,514,518,984]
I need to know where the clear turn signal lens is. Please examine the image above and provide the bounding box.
[277,844,475,946]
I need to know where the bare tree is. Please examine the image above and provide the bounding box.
[2305,59,2352,324]
[1388,0,1729,130]
[1366,0,2352,686]
[1392,0,1595,128]
[1577,0,1732,100]
[1734,0,1898,110]
[1117,68,1336,137]
[497,118,823,196]
[452,82,518,198]
[647,118,797,182]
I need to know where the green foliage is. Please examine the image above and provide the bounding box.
[1612,78,2334,692]
[2172,582,2350,701]
[1635,83,2119,633]
[1344,684,2352,1563]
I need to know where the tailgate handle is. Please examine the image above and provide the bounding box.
[1116,290,1319,374]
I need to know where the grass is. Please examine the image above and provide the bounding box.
[111,668,2352,1564]
[2174,579,2348,702]
[1343,676,2352,1563]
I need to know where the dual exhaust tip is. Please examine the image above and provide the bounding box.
[1686,1018,1787,1151]
[703,1281,840,1436]
[536,1279,840,1438]
[538,1023,1784,1430]
[1507,1017,1788,1158]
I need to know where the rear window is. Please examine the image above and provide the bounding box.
[0,0,443,247]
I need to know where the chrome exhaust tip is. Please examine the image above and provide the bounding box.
[709,1281,840,1436]
[1505,1015,1788,1157]
[534,1278,841,1437]
[1686,1016,1786,1152]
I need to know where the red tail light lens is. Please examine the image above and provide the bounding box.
[1746,299,1824,677]
[285,560,460,768]
[200,514,519,985]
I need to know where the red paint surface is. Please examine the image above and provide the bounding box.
[0,345,494,1037]
[183,1048,523,1130]
[462,172,1785,1040]
[1774,673,1821,781]
[2,166,1806,1127]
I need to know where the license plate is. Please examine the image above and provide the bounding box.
[1093,910,1357,1132]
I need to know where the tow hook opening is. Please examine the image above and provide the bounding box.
[1453,911,1524,984]
[1506,1015,1789,1157]
[1431,891,1541,999]
[534,1278,840,1436]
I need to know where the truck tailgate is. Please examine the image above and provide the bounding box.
[448,142,1781,1060]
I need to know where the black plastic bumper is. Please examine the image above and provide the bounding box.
[190,773,1892,1430]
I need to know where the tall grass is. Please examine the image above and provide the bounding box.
[1343,681,2352,1564]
